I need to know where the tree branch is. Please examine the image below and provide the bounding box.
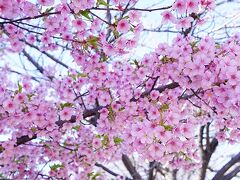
[131,82,179,102]
[212,152,240,180]
[0,12,59,25]
[148,161,155,180]
[223,165,240,180]
[199,122,218,180]
[24,41,69,69]
[95,162,132,180]
[122,154,142,180]
[22,50,44,74]
[91,6,172,12]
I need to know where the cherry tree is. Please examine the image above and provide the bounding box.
[0,0,240,179]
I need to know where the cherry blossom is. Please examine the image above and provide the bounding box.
[0,0,239,179]
[161,11,176,24]
[117,19,130,33]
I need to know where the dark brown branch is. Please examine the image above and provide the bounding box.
[0,12,59,25]
[199,126,205,152]
[200,137,218,180]
[95,163,132,180]
[212,152,240,180]
[24,41,69,69]
[16,134,37,146]
[91,6,172,12]
[22,50,44,74]
[199,123,218,180]
[131,82,179,102]
[122,154,142,180]
[89,11,112,25]
[223,166,240,180]
[148,161,155,180]
[129,6,172,12]
[172,169,178,180]
[206,122,210,148]
[106,0,112,41]
[190,89,218,114]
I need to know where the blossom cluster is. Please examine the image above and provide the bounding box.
[0,0,239,179]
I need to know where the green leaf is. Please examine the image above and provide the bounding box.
[68,74,76,80]
[72,125,80,131]
[108,106,115,121]
[27,93,35,101]
[132,59,139,67]
[50,163,64,171]
[92,172,101,180]
[31,127,37,133]
[87,36,99,49]
[18,82,22,93]
[88,172,101,180]
[102,134,109,146]
[97,0,110,7]
[190,41,197,48]
[159,121,173,131]
[99,52,108,62]
[164,125,173,131]
[113,29,120,39]
[60,102,73,109]
[44,7,54,14]
[95,134,101,138]
[160,103,169,112]
[79,10,91,20]
[113,137,124,145]
[130,26,134,32]
[0,173,7,179]
[88,172,94,177]
[215,43,221,49]
[77,73,88,77]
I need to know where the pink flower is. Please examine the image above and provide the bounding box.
[92,138,102,149]
[148,106,160,120]
[44,17,59,32]
[3,99,17,113]
[129,10,141,23]
[98,93,111,106]
[161,11,176,24]
[186,0,199,14]
[226,67,240,86]
[180,124,193,138]
[201,0,215,9]
[27,34,36,44]
[117,19,130,33]
[176,17,194,29]
[38,0,54,6]
[22,1,39,17]
[173,0,186,14]
[60,107,73,120]
[10,40,25,52]
[14,93,27,104]
[148,143,164,159]
[73,19,87,31]
[5,24,17,34]
[167,138,181,152]
[150,90,160,101]
[216,131,226,142]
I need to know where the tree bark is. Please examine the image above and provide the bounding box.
[122,154,142,180]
